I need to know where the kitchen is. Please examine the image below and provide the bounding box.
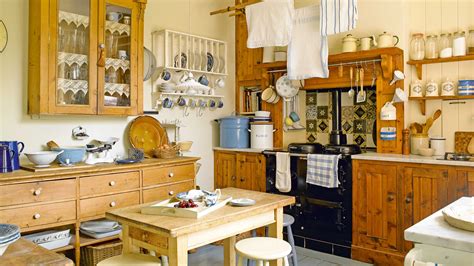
[0,0,473,265]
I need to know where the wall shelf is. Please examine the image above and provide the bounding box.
[409,95,474,115]
[407,54,474,79]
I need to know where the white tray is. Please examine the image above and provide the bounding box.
[141,196,232,219]
[38,236,72,250]
[24,229,70,244]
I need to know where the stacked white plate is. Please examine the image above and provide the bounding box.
[24,229,71,250]
[458,80,474,96]
[229,198,256,207]
[158,82,176,93]
[0,224,20,256]
[80,219,122,239]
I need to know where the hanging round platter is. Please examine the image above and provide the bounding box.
[128,116,169,158]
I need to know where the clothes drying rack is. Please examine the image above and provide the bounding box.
[210,0,262,16]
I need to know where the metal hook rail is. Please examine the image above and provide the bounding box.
[265,59,382,73]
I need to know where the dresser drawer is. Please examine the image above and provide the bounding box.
[80,171,140,197]
[143,180,194,203]
[143,164,195,187]
[80,191,140,219]
[0,201,76,229]
[0,179,76,207]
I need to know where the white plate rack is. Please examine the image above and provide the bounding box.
[152,29,227,76]
[156,92,225,117]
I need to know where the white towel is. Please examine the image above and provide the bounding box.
[245,0,294,48]
[306,154,341,188]
[287,5,329,80]
[275,152,291,193]
[320,0,358,36]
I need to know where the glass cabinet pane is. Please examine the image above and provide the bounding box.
[103,4,132,107]
[56,0,90,106]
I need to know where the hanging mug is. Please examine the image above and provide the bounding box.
[198,75,209,86]
[107,12,123,22]
[160,69,171,81]
[177,96,187,107]
[215,78,225,89]
[217,100,224,108]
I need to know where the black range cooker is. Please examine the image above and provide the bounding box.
[264,143,361,258]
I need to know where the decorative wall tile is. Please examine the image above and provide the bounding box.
[317,120,329,133]
[354,134,367,147]
[307,133,317,143]
[317,106,329,119]
[366,105,376,119]
[368,90,376,104]
[306,93,317,105]
[317,92,329,105]
[306,120,317,133]
[353,119,367,134]
[342,106,353,121]
[354,105,367,119]
[366,119,376,134]
[342,120,353,134]
[306,105,318,120]
[316,133,330,145]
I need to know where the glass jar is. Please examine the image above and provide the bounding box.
[439,33,452,58]
[453,31,466,56]
[425,35,438,59]
[410,33,425,60]
[467,30,474,55]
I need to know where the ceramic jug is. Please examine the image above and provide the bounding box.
[0,145,15,173]
[360,36,375,51]
[0,141,24,170]
[375,32,400,48]
[342,34,359,53]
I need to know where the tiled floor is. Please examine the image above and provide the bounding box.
[188,244,372,266]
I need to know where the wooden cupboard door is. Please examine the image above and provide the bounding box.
[354,163,399,252]
[48,0,98,114]
[236,154,266,192]
[235,4,262,83]
[214,152,237,189]
[97,0,143,115]
[454,170,474,197]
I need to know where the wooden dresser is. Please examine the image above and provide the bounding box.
[0,157,199,265]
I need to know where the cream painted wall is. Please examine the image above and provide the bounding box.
[0,0,234,190]
[289,0,474,152]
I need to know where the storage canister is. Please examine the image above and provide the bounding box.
[411,134,429,155]
[430,137,446,156]
[218,116,250,148]
[249,122,275,150]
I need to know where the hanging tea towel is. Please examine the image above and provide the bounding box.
[320,0,358,36]
[306,154,341,188]
[287,5,329,79]
[245,0,294,48]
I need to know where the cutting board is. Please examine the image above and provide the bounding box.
[455,132,474,154]
[141,196,233,219]
[21,163,94,172]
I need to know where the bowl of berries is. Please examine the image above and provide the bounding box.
[174,199,199,209]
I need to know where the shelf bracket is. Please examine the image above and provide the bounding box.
[415,63,422,80]
[380,54,393,80]
[418,99,426,116]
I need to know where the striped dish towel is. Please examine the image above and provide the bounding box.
[320,0,358,36]
[306,154,341,188]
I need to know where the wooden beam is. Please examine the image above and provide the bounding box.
[210,0,262,16]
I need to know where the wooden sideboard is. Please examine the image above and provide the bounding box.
[214,150,266,192]
[0,157,199,265]
[352,159,474,265]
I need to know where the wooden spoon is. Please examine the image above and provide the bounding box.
[46,140,60,149]
[413,123,423,133]
[409,123,418,134]
[432,109,442,122]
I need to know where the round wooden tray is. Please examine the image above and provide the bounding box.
[442,201,474,232]
[128,116,169,158]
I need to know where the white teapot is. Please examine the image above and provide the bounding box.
[374,32,399,48]
[342,34,359,53]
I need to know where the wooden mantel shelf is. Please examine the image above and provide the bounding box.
[409,95,474,115]
[407,54,474,79]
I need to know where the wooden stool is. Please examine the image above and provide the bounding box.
[97,254,162,266]
[283,214,297,266]
[235,237,292,266]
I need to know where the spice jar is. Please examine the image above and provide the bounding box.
[467,29,474,55]
[425,35,438,59]
[439,33,452,58]
[410,33,425,60]
[453,31,466,56]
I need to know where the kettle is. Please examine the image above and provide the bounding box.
[374,32,399,48]
[342,34,359,53]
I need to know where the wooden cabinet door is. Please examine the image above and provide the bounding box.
[236,154,266,192]
[235,3,262,83]
[214,152,237,189]
[353,162,400,252]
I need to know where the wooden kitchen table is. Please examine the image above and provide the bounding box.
[106,187,295,266]
[0,238,74,265]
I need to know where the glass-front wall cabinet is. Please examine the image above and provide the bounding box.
[28,0,145,115]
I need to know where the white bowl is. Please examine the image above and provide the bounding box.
[418,148,435,157]
[25,151,63,166]
[254,111,271,118]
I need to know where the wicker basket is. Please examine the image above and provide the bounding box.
[80,241,122,266]
[154,146,178,159]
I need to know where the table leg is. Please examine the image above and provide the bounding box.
[268,208,283,266]
[121,224,132,254]
[168,235,188,266]
[223,235,236,266]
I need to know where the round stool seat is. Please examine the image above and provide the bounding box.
[235,237,292,261]
[283,214,295,227]
[97,254,162,266]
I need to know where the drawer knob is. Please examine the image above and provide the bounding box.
[168,191,174,196]
[33,189,41,196]
[33,213,41,219]
[110,201,116,207]
[168,172,174,178]
[109,181,116,186]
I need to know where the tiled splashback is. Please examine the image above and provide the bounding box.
[305,88,377,148]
